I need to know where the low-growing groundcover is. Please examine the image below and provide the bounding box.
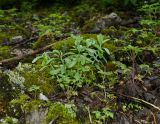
[0,0,160,124]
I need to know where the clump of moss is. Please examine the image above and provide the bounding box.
[101,26,125,39]
[32,31,55,49]
[52,34,98,51]
[46,102,79,124]
[80,34,97,39]
[0,33,11,44]
[0,72,21,118]
[52,37,75,50]
[82,20,96,32]
[0,46,11,60]
[22,99,47,112]
[15,63,58,96]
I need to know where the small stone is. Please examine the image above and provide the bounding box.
[89,12,122,33]
[39,93,49,101]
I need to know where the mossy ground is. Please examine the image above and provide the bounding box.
[0,1,160,124]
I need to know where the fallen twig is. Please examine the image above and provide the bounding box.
[119,93,160,111]
[0,43,54,65]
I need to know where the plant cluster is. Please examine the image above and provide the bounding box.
[139,2,160,27]
[33,34,110,90]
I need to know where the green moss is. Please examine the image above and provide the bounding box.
[52,34,98,51]
[103,43,117,52]
[82,20,96,32]
[14,25,31,37]
[46,103,79,124]
[0,33,11,44]
[80,34,97,39]
[102,26,126,39]
[0,17,12,24]
[32,31,55,49]
[52,37,75,50]
[0,72,21,118]
[23,100,47,111]
[15,63,58,96]
[0,46,11,60]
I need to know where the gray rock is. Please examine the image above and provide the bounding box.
[144,92,155,102]
[143,80,153,90]
[11,36,23,42]
[25,108,48,124]
[39,93,49,101]
[89,12,122,33]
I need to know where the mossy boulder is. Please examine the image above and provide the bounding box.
[0,72,20,118]
[12,63,58,96]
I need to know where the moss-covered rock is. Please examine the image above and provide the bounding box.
[0,71,21,118]
[13,63,58,96]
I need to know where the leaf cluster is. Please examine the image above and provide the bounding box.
[33,34,110,90]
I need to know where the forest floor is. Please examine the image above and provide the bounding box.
[0,2,160,124]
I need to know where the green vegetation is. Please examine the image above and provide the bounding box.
[33,34,110,90]
[0,0,160,124]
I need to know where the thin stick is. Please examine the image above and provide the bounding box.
[0,43,54,65]
[86,106,93,124]
[119,93,160,111]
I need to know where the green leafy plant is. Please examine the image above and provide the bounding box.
[93,107,114,123]
[139,3,160,26]
[33,34,110,90]
[121,45,142,83]
[28,85,40,99]
[0,116,18,124]
[122,102,143,112]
